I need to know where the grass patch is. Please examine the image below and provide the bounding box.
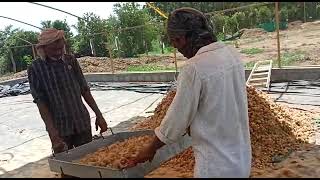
[127,64,176,72]
[272,51,305,67]
[245,61,256,69]
[245,51,305,69]
[138,40,175,57]
[224,41,234,45]
[240,48,264,55]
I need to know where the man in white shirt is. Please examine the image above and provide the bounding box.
[126,8,252,178]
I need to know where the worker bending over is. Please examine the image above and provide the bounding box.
[126,8,252,178]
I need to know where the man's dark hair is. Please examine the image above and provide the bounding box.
[167,7,217,56]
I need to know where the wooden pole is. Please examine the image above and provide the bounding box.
[304,2,306,23]
[145,40,148,56]
[9,48,16,73]
[31,45,37,60]
[275,2,281,68]
[89,39,96,57]
[107,44,115,74]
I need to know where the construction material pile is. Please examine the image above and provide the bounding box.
[247,86,315,169]
[253,144,320,178]
[78,56,174,73]
[240,28,268,39]
[145,147,194,178]
[76,86,314,177]
[0,55,175,82]
[0,71,28,82]
[132,90,176,130]
[78,135,154,169]
[131,86,315,177]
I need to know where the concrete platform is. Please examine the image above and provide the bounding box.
[0,85,169,176]
[1,70,320,177]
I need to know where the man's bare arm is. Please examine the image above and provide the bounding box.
[82,90,108,133]
[82,90,102,117]
[36,102,66,152]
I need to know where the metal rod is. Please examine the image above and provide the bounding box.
[98,170,102,178]
[109,127,114,135]
[51,148,56,157]
[60,166,64,175]
[28,2,84,21]
[0,16,43,30]
[205,2,274,15]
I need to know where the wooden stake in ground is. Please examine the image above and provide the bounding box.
[275,2,281,68]
[107,44,115,74]
[9,48,16,73]
[90,39,96,57]
[32,45,37,60]
[304,2,306,23]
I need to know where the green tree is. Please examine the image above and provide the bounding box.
[0,26,38,73]
[233,12,247,30]
[73,12,109,57]
[112,2,158,57]
[257,6,272,24]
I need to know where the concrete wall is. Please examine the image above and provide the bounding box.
[0,77,28,86]
[270,67,320,82]
[1,67,320,86]
[85,72,178,83]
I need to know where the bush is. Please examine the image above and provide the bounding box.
[257,6,272,24]
[240,48,264,55]
[211,13,226,33]
[280,7,289,22]
[23,55,33,67]
[233,12,247,30]
[0,56,10,75]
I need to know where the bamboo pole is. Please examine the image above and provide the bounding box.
[89,39,96,57]
[9,48,16,73]
[304,2,306,23]
[32,45,37,60]
[107,44,115,74]
[275,2,281,68]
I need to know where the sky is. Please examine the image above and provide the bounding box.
[0,2,146,34]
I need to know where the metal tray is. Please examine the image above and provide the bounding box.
[48,130,191,178]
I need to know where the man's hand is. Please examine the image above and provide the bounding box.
[50,133,68,153]
[122,136,165,169]
[123,144,157,169]
[95,114,108,134]
[186,126,191,136]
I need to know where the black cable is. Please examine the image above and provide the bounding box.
[273,100,320,107]
[140,95,163,114]
[273,81,290,102]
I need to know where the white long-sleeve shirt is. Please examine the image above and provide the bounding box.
[155,42,252,178]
